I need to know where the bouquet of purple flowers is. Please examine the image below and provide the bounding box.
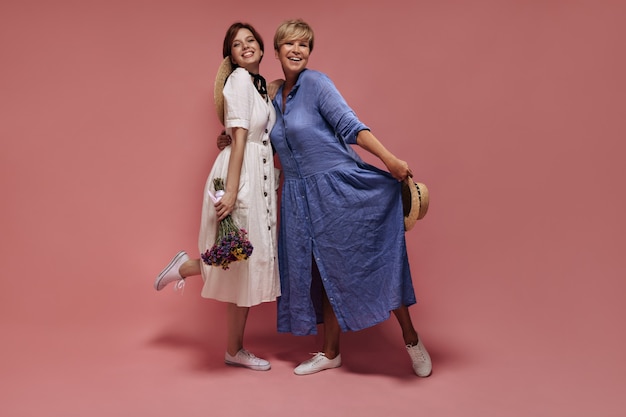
[201,178,253,270]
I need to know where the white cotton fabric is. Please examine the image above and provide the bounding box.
[198,68,280,307]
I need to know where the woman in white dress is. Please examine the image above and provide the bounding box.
[153,22,280,371]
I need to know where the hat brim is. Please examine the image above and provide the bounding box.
[214,57,233,126]
[402,179,429,231]
[415,182,429,220]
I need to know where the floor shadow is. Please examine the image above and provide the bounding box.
[148,284,460,378]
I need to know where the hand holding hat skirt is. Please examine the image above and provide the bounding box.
[271,69,416,335]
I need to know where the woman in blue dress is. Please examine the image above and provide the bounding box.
[270,19,432,376]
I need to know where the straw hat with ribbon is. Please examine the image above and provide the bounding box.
[214,57,234,126]
[401,178,429,231]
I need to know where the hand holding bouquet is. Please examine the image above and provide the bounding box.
[201,178,253,270]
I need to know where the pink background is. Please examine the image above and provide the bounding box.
[1,1,625,416]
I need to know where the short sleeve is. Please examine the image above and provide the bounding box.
[223,68,253,130]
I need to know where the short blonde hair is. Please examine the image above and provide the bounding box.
[273,19,315,52]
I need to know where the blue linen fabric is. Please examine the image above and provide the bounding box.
[271,69,416,336]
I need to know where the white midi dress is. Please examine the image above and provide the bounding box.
[198,67,280,307]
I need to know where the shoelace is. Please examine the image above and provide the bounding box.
[173,279,186,293]
[239,349,253,358]
[407,344,426,361]
[237,350,264,363]
[305,352,326,364]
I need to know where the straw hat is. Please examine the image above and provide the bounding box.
[214,57,234,126]
[401,178,429,231]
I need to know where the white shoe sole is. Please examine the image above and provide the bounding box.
[225,359,271,371]
[294,354,342,375]
[154,251,187,291]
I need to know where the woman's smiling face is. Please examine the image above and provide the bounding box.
[275,38,310,77]
[230,28,263,70]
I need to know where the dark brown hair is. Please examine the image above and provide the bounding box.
[222,22,265,64]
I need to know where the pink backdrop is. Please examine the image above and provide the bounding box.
[1,1,624,416]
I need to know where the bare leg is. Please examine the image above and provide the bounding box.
[179,259,202,278]
[392,305,419,346]
[293,288,342,375]
[395,305,432,376]
[321,288,341,359]
[154,252,199,291]
[223,303,270,370]
[226,303,250,356]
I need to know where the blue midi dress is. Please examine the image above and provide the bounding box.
[271,69,416,336]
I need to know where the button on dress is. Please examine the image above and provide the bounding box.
[198,68,280,307]
[271,69,416,336]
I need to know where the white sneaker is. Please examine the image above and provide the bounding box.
[406,339,432,377]
[294,352,342,376]
[154,251,189,291]
[225,349,271,371]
